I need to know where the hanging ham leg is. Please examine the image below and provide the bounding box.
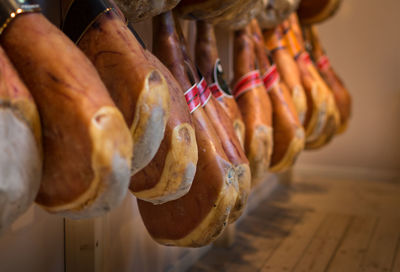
[285,15,340,149]
[233,25,273,185]
[62,2,198,204]
[63,3,170,177]
[262,28,307,126]
[130,48,198,203]
[137,11,237,247]
[0,46,42,234]
[250,19,304,172]
[303,25,351,134]
[0,8,132,218]
[173,19,250,223]
[195,20,245,147]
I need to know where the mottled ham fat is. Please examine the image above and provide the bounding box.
[233,25,273,185]
[113,0,181,22]
[250,19,304,173]
[137,12,237,247]
[303,25,351,134]
[0,46,42,234]
[1,10,133,218]
[176,0,245,20]
[258,0,301,29]
[213,0,267,30]
[191,20,250,223]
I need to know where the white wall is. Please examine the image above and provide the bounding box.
[297,0,400,175]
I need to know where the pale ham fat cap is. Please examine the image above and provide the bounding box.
[258,0,301,29]
[113,0,181,22]
[0,109,41,234]
[43,107,132,219]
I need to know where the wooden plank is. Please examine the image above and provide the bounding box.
[391,237,400,272]
[65,218,96,272]
[326,216,378,272]
[359,216,400,272]
[260,212,326,272]
[191,207,303,272]
[292,213,352,272]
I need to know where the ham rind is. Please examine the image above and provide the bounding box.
[0,46,42,234]
[303,25,351,134]
[137,11,237,247]
[233,25,273,186]
[1,11,133,218]
[250,19,304,172]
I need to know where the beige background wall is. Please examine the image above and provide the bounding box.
[296,0,400,175]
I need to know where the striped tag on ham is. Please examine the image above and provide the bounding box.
[263,65,280,92]
[297,52,312,65]
[232,70,263,99]
[184,84,201,113]
[197,77,212,107]
[209,83,224,99]
[317,55,331,71]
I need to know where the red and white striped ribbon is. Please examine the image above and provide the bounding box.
[262,65,280,92]
[232,70,263,99]
[184,84,201,113]
[197,77,212,107]
[317,55,331,71]
[209,83,224,99]
[297,52,312,65]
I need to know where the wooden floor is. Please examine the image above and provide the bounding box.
[189,172,400,272]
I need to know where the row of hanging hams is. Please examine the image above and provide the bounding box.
[0,0,351,247]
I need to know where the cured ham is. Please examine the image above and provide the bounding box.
[297,0,342,25]
[63,0,170,177]
[0,2,133,218]
[130,49,198,203]
[63,1,198,204]
[303,25,351,134]
[286,15,340,148]
[184,20,251,222]
[137,11,237,246]
[233,25,273,185]
[262,28,307,126]
[250,19,304,172]
[0,46,42,233]
[195,21,245,146]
